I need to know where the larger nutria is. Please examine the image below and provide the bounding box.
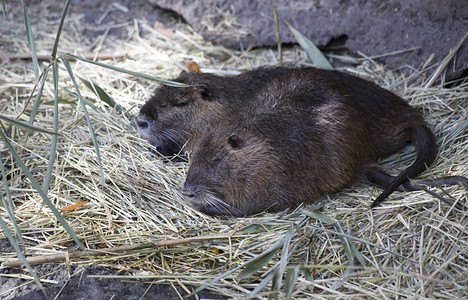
[183,70,468,216]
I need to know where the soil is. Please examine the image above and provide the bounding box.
[148,0,468,80]
[0,239,225,300]
[1,0,465,299]
[0,1,223,299]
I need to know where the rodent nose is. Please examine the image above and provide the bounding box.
[183,184,200,198]
[136,114,149,129]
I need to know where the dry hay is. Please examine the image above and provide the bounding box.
[0,3,467,299]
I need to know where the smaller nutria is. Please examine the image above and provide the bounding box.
[183,73,468,216]
[136,63,295,156]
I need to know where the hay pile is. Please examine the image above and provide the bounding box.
[1,2,467,299]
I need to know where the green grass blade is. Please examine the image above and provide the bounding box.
[79,77,115,107]
[29,68,50,125]
[301,210,337,225]
[42,63,59,193]
[52,0,71,59]
[42,98,77,105]
[62,57,106,185]
[286,22,333,70]
[271,225,294,295]
[191,262,244,295]
[63,88,103,112]
[304,236,315,281]
[0,216,46,296]
[346,234,367,267]
[250,269,278,296]
[273,5,282,65]
[334,222,365,266]
[192,235,285,295]
[416,184,460,209]
[301,210,367,288]
[0,114,57,135]
[20,0,39,79]
[0,152,22,243]
[0,129,85,251]
[239,223,268,234]
[65,53,188,87]
[306,222,415,262]
[330,266,352,291]
[237,241,281,280]
[301,210,367,267]
[79,76,126,114]
[285,265,300,300]
[271,269,281,298]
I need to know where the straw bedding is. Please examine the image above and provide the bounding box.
[0,3,467,299]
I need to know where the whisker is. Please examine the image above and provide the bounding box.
[204,192,244,217]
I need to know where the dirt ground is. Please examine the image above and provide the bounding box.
[150,0,468,80]
[1,239,223,299]
[0,1,225,299]
[1,1,467,299]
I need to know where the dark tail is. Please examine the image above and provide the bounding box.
[368,167,468,191]
[370,125,437,207]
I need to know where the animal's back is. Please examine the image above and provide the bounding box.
[332,71,426,156]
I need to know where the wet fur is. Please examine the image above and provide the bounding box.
[183,70,467,216]
[137,67,295,155]
[137,65,467,215]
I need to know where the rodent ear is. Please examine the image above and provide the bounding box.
[200,84,210,100]
[227,135,243,149]
[185,61,200,73]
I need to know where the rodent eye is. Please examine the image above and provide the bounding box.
[227,135,243,149]
[201,90,209,99]
[174,102,188,107]
[200,84,210,100]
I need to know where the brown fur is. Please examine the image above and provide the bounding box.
[137,64,467,214]
[183,72,379,215]
[137,64,424,157]
[137,66,295,155]
[183,70,467,216]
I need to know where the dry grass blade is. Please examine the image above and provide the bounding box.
[1,3,467,298]
[0,115,57,135]
[424,31,468,88]
[0,217,46,297]
[28,68,49,125]
[65,53,188,87]
[62,57,106,185]
[0,129,85,251]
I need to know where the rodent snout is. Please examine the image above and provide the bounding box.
[182,184,201,198]
[136,114,150,129]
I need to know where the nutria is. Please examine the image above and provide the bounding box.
[136,63,295,156]
[138,63,466,211]
[183,71,468,216]
[136,62,428,158]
